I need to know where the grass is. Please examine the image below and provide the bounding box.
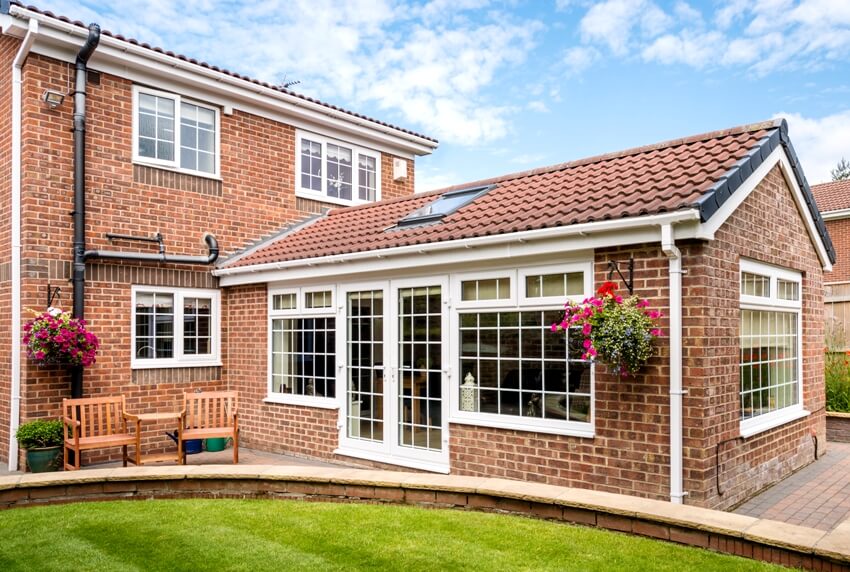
[0,499,786,572]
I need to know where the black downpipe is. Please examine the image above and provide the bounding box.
[71,23,101,399]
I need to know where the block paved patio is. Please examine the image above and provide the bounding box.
[735,442,850,531]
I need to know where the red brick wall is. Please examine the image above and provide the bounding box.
[824,218,850,284]
[2,49,415,465]
[0,35,21,462]
[682,165,825,509]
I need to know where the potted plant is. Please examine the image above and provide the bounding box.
[23,307,99,367]
[16,418,64,472]
[552,281,663,377]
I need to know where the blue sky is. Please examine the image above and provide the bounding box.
[34,0,850,191]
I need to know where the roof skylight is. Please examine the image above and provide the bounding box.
[396,185,494,228]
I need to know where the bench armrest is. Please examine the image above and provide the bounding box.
[122,412,140,422]
[63,417,81,428]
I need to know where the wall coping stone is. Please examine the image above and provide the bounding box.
[827,411,850,419]
[0,466,847,568]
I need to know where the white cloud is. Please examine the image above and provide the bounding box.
[562,45,600,75]
[642,31,724,67]
[415,166,460,193]
[37,0,540,147]
[774,110,850,184]
[527,100,550,113]
[580,0,672,56]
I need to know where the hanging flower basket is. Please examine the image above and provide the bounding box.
[23,307,100,368]
[551,281,663,377]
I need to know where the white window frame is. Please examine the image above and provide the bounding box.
[130,286,221,370]
[266,285,339,409]
[518,262,594,306]
[132,85,221,179]
[296,130,381,207]
[449,262,595,437]
[739,259,808,438]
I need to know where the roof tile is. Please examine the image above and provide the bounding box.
[812,180,850,212]
[224,122,781,269]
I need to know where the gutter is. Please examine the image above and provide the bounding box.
[661,224,686,503]
[214,210,703,278]
[8,17,37,472]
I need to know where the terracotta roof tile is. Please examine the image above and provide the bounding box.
[812,180,850,213]
[8,1,437,144]
[223,122,790,269]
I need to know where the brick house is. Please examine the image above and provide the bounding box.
[0,2,836,511]
[215,119,834,510]
[0,3,436,468]
[812,180,850,346]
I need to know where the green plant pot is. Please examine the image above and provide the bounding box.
[205,438,227,452]
[26,446,62,473]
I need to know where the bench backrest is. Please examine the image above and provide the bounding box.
[63,396,128,438]
[183,391,237,430]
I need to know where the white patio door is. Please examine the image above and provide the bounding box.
[337,277,449,472]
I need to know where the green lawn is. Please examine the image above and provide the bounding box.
[0,499,785,571]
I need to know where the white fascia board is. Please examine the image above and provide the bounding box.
[694,146,833,272]
[215,210,703,287]
[7,7,436,158]
[822,208,850,221]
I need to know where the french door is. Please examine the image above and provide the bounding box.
[337,277,449,472]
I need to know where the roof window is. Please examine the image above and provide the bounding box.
[397,185,494,228]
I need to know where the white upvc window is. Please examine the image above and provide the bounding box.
[450,262,595,437]
[267,286,338,408]
[131,286,221,369]
[132,86,220,178]
[739,259,807,437]
[296,130,381,206]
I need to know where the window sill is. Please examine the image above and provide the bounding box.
[133,159,222,181]
[263,395,339,410]
[295,189,374,208]
[740,408,810,438]
[449,414,595,439]
[333,447,450,474]
[131,360,222,370]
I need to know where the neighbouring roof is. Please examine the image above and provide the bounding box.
[812,180,850,213]
[220,119,835,270]
[2,1,437,145]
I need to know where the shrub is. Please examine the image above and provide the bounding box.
[824,324,850,413]
[15,418,63,449]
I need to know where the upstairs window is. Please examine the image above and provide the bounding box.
[133,86,219,177]
[296,131,381,206]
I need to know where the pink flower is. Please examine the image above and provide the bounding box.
[651,328,663,337]
[588,347,598,357]
[636,299,650,308]
[583,339,592,349]
[614,295,623,304]
[34,351,45,360]
[648,310,661,319]
[582,323,592,336]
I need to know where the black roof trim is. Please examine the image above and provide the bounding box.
[695,119,835,265]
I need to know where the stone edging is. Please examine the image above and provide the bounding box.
[1,466,848,571]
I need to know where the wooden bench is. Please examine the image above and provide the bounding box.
[63,396,140,471]
[178,391,238,464]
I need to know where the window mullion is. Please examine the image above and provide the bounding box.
[174,292,184,360]
[173,94,182,170]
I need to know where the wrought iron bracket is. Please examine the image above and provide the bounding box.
[606,257,634,295]
[47,284,62,309]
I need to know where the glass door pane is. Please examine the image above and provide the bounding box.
[347,290,384,442]
[397,285,442,452]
